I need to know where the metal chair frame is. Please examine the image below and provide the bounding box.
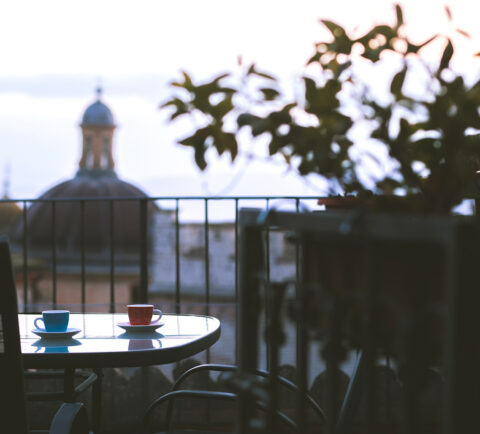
[0,235,90,434]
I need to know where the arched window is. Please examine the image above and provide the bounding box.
[85,137,93,168]
[101,137,110,168]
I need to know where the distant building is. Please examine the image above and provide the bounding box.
[10,88,156,310]
[7,88,297,310]
[151,215,296,301]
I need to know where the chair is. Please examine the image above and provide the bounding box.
[139,363,325,433]
[141,207,480,433]
[0,235,90,434]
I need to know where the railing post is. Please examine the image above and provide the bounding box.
[109,200,115,313]
[234,198,239,360]
[139,198,148,303]
[51,201,57,309]
[175,199,181,313]
[237,210,264,434]
[22,201,29,312]
[80,200,86,313]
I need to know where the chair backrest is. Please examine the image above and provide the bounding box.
[0,235,28,433]
[236,208,480,434]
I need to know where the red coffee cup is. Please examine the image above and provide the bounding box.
[127,304,162,325]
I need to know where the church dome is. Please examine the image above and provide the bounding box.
[9,87,154,263]
[10,171,151,259]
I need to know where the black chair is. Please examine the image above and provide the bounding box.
[0,235,90,434]
[139,363,325,433]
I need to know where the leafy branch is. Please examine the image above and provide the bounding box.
[161,4,480,212]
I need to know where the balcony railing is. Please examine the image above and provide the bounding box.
[7,196,476,432]
[2,196,320,365]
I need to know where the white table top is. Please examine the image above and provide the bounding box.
[19,313,221,369]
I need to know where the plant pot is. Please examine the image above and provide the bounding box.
[303,211,478,365]
[317,195,442,213]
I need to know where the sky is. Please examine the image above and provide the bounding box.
[1,0,479,203]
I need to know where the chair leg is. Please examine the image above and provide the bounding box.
[92,368,104,433]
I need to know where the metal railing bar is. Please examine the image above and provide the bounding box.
[80,200,86,313]
[204,198,210,364]
[139,198,148,303]
[22,200,28,312]
[234,198,239,361]
[175,199,181,314]
[265,198,271,371]
[295,198,300,283]
[296,238,309,434]
[204,198,210,317]
[0,195,321,203]
[51,201,57,308]
[109,200,115,313]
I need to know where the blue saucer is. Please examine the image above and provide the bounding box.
[31,327,81,339]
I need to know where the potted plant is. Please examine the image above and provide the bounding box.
[160,8,480,429]
[161,5,480,214]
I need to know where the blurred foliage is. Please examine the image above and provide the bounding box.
[161,4,480,213]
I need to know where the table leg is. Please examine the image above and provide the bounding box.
[63,367,75,403]
[92,368,104,433]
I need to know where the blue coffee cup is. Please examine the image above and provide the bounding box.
[34,310,70,332]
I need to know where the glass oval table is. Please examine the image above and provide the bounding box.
[19,313,221,368]
[19,313,221,432]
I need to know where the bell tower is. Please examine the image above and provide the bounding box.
[79,87,116,173]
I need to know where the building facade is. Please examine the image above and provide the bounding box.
[10,88,154,310]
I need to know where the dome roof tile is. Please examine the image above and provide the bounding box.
[10,173,153,257]
[81,100,115,127]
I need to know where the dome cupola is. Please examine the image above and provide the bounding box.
[81,87,115,127]
[78,87,116,173]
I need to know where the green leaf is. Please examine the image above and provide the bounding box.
[237,113,261,128]
[247,64,276,80]
[159,98,189,120]
[406,35,438,54]
[194,145,207,170]
[307,52,321,65]
[268,108,292,125]
[395,4,404,27]
[371,25,396,39]
[211,95,234,119]
[223,132,238,161]
[321,20,346,38]
[250,117,270,136]
[390,67,407,97]
[362,47,383,62]
[439,39,454,70]
[181,71,193,91]
[212,73,230,82]
[356,25,396,48]
[336,60,352,76]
